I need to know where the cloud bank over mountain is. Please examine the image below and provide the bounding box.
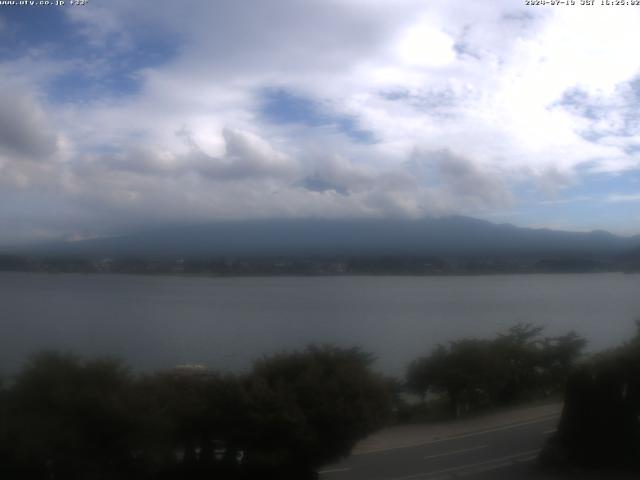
[1,0,640,244]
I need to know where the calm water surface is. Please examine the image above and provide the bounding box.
[1,272,639,376]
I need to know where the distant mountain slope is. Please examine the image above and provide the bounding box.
[31,216,640,259]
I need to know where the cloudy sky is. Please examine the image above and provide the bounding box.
[1,0,640,245]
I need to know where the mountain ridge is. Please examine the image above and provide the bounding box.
[22,216,640,259]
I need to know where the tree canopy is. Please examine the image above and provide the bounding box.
[0,346,392,480]
[406,324,586,417]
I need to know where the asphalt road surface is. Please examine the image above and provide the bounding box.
[318,409,634,480]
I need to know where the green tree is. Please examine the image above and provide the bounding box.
[538,331,587,393]
[1,346,393,479]
[132,369,248,478]
[6,352,136,480]
[244,346,393,478]
[0,374,11,477]
[407,339,497,416]
[542,322,640,470]
[407,324,586,417]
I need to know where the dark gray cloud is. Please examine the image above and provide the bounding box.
[0,92,58,159]
[412,149,513,209]
[117,0,401,76]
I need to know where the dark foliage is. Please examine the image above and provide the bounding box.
[406,324,586,417]
[541,322,640,471]
[1,353,136,479]
[245,346,392,473]
[0,347,391,480]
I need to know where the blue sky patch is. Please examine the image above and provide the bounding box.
[259,88,375,144]
[298,174,349,195]
[1,8,179,104]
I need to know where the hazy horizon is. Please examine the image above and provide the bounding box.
[3,214,640,251]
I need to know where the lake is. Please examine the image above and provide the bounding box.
[1,272,639,377]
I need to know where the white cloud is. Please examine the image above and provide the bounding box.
[607,193,640,203]
[395,22,456,68]
[2,0,640,242]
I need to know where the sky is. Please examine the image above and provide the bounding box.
[1,0,640,245]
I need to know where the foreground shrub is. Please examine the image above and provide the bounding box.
[406,324,586,417]
[541,323,640,471]
[0,346,392,479]
[243,346,392,477]
[2,352,136,479]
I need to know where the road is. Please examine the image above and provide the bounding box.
[318,404,635,480]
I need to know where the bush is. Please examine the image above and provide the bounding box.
[0,346,392,479]
[4,352,136,479]
[541,323,640,471]
[406,324,586,417]
[243,346,392,476]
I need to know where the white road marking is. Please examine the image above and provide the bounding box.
[458,453,539,477]
[542,428,557,435]
[456,460,512,477]
[423,444,488,460]
[387,449,541,480]
[356,413,559,455]
[426,416,558,444]
[318,467,351,474]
